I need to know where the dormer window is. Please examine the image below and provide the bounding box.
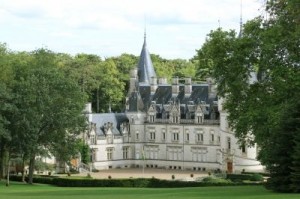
[172,115,178,123]
[90,134,96,145]
[196,112,203,124]
[149,114,155,123]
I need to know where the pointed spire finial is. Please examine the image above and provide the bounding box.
[144,15,147,42]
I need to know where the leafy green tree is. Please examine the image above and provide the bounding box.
[194,0,300,192]
[76,141,91,164]
[6,49,87,184]
[93,60,125,112]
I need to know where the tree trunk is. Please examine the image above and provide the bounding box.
[21,154,26,182]
[6,157,10,187]
[0,144,5,179]
[28,155,35,184]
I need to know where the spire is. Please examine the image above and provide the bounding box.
[238,0,243,37]
[137,31,156,84]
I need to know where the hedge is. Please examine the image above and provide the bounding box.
[8,175,263,187]
[226,174,264,182]
[241,171,270,177]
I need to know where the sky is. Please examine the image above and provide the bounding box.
[0,0,264,59]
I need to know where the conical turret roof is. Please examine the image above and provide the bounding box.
[137,33,156,84]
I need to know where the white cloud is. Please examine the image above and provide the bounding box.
[0,0,263,59]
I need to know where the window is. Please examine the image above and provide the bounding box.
[162,129,166,141]
[196,113,203,124]
[136,131,139,141]
[171,129,179,142]
[185,129,190,142]
[145,146,159,159]
[210,133,214,144]
[148,128,156,141]
[172,133,179,142]
[191,147,207,162]
[149,114,155,123]
[186,133,189,142]
[227,137,231,150]
[197,133,204,143]
[149,132,156,141]
[123,147,130,159]
[162,132,166,141]
[90,134,96,144]
[167,147,182,160]
[107,148,113,160]
[210,130,215,144]
[241,144,246,154]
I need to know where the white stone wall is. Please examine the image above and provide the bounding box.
[89,104,264,172]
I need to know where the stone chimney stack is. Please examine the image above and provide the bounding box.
[184,77,192,97]
[128,68,138,94]
[158,77,167,85]
[172,77,180,96]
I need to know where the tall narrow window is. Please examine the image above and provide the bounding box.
[211,134,214,144]
[197,133,204,143]
[162,132,166,141]
[227,137,231,150]
[107,148,113,160]
[150,115,155,123]
[241,144,246,154]
[136,131,139,141]
[90,134,96,144]
[123,147,129,159]
[172,133,179,141]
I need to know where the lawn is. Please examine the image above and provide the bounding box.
[0,181,299,199]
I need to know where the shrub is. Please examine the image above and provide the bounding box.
[250,174,264,182]
[202,177,232,184]
[226,174,264,182]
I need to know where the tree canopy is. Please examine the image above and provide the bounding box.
[194,0,300,192]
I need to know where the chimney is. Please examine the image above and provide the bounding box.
[158,77,167,85]
[128,68,138,94]
[184,77,192,97]
[172,77,179,96]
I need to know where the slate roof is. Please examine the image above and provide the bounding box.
[127,37,219,120]
[128,91,144,112]
[137,34,156,84]
[91,113,128,136]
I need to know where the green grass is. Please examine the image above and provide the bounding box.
[0,181,299,199]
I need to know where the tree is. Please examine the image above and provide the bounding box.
[194,0,300,192]
[93,60,125,112]
[7,49,87,184]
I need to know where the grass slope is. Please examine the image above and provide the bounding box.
[0,181,299,199]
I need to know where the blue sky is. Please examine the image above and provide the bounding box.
[0,0,264,59]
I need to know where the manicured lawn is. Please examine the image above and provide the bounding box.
[0,181,299,199]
